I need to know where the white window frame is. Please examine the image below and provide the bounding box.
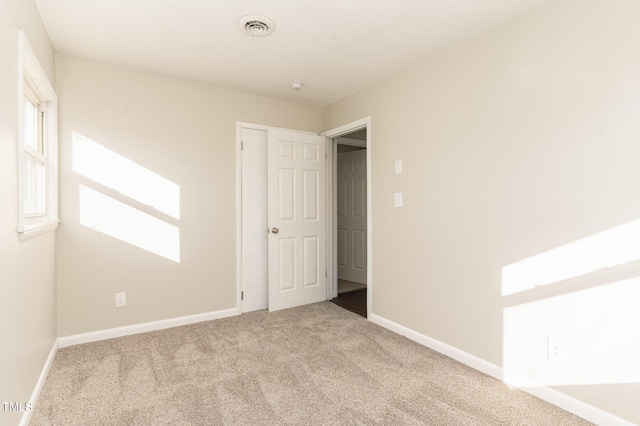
[17,30,59,241]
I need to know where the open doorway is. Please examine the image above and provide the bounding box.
[330,128,368,317]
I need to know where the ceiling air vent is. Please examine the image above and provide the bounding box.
[239,15,275,37]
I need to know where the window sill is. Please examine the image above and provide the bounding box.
[18,219,60,242]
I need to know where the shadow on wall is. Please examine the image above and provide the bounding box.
[502,218,640,388]
[72,132,181,262]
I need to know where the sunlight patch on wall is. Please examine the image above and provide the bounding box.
[503,276,640,387]
[502,218,640,296]
[73,132,180,219]
[79,185,180,262]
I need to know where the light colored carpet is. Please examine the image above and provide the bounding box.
[338,279,367,294]
[31,302,591,425]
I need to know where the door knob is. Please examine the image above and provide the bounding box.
[271,227,279,234]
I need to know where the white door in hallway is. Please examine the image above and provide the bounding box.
[267,129,326,311]
[337,149,367,284]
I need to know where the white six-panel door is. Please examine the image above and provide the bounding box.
[337,149,367,284]
[267,130,326,311]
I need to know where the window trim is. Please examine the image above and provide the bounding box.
[17,30,59,241]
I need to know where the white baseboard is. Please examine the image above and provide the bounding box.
[368,313,635,426]
[58,307,240,348]
[20,339,58,426]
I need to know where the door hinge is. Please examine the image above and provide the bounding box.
[241,291,244,300]
[241,141,244,150]
[325,271,327,277]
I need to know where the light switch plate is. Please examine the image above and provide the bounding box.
[394,192,403,208]
[394,160,403,174]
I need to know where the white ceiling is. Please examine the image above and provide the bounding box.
[35,0,549,108]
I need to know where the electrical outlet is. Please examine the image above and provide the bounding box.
[115,292,126,307]
[548,337,562,360]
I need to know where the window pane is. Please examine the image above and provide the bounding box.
[24,95,38,151]
[24,155,33,211]
[24,154,46,215]
[36,160,46,213]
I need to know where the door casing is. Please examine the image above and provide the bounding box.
[322,117,372,317]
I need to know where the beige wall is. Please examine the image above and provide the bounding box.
[55,54,322,336]
[0,1,56,425]
[4,0,638,423]
[322,0,640,423]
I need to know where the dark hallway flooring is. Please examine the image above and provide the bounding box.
[331,288,367,318]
